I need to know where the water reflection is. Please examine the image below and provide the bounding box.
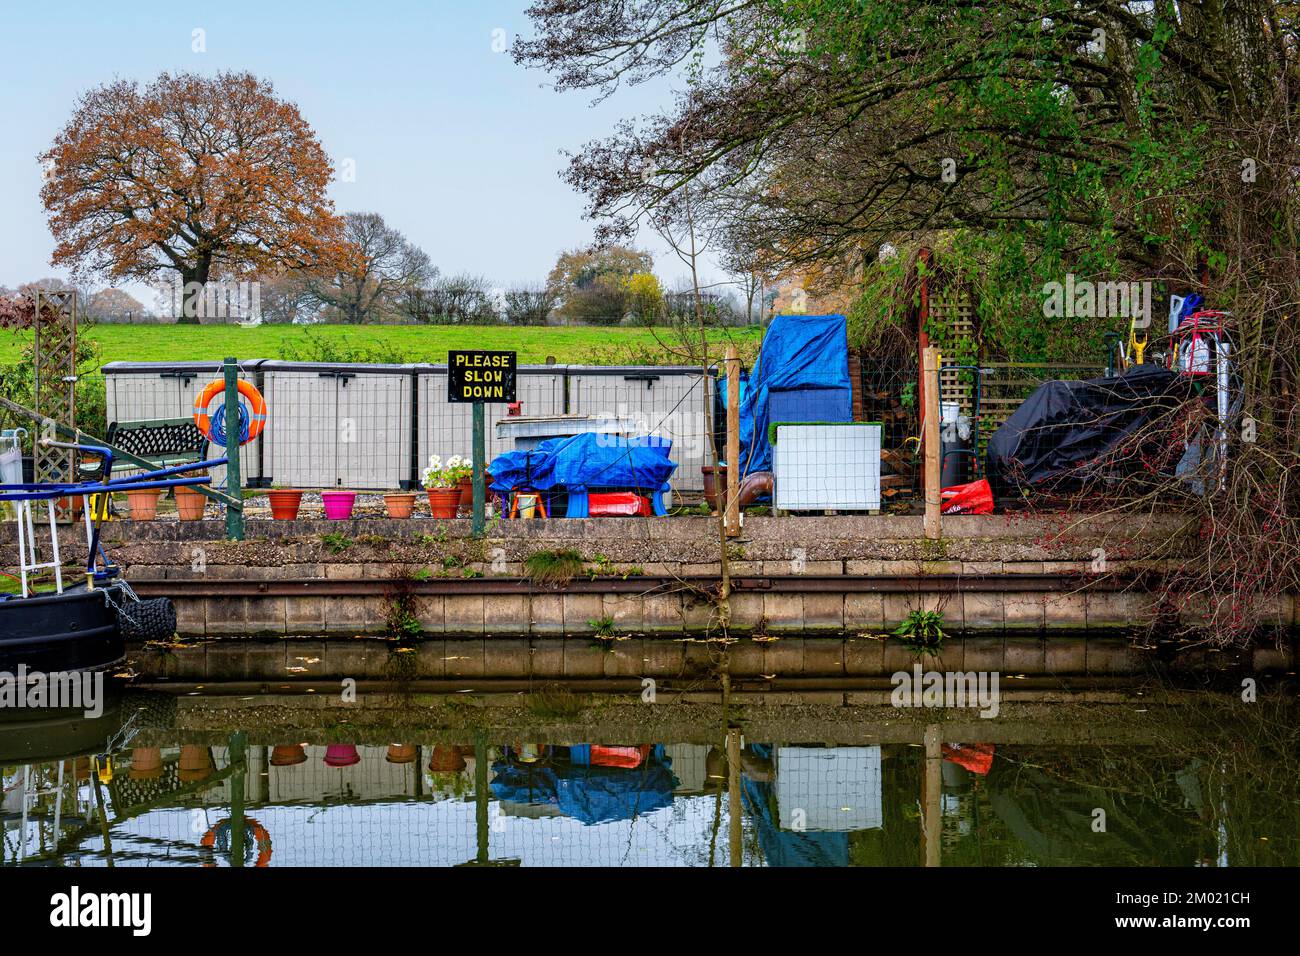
[1,697,1295,867]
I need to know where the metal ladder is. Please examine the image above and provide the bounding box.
[1,429,64,597]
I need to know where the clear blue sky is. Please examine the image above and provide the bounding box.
[0,0,720,297]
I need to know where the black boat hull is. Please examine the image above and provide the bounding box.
[0,586,125,673]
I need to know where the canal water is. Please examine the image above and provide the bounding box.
[2,686,1295,867]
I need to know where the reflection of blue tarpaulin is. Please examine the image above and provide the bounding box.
[490,758,678,825]
[488,432,678,516]
[741,744,848,866]
[737,315,851,476]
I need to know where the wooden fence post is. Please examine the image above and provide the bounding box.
[923,346,941,540]
[725,345,740,536]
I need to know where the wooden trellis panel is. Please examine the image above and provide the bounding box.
[33,290,77,510]
[971,362,1105,465]
[932,290,977,416]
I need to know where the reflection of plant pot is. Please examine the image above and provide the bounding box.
[942,759,971,790]
[458,476,473,509]
[174,485,207,521]
[126,488,162,521]
[426,488,460,519]
[701,465,727,511]
[705,746,728,784]
[270,744,308,766]
[324,744,360,767]
[427,745,466,773]
[268,490,303,520]
[383,492,416,519]
[178,745,214,782]
[129,747,164,780]
[386,744,417,764]
[321,491,356,520]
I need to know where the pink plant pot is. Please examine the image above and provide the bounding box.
[323,744,361,767]
[321,491,356,520]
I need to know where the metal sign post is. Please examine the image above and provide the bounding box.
[223,357,244,541]
[448,350,517,537]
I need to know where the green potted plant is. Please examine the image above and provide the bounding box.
[422,454,470,519]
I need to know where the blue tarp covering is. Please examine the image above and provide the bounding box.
[489,432,678,517]
[737,314,851,475]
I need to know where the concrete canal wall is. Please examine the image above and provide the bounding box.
[6,513,1296,643]
[126,631,1293,685]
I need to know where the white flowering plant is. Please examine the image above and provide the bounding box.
[421,454,472,489]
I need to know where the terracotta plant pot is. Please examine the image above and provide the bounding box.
[125,488,162,521]
[426,488,460,519]
[267,489,303,520]
[323,744,360,767]
[129,747,164,780]
[321,491,356,520]
[701,465,727,512]
[427,745,466,773]
[270,744,308,766]
[458,476,473,509]
[386,744,418,764]
[174,485,207,521]
[383,492,416,519]
[178,745,214,783]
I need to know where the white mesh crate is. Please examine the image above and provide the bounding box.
[773,423,881,511]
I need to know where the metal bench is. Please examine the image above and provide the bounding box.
[103,417,209,471]
[79,419,209,516]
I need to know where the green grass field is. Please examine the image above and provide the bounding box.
[0,323,763,369]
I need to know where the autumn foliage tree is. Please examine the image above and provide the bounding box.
[40,71,349,316]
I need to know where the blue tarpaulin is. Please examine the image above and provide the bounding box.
[490,757,678,825]
[737,314,851,475]
[489,432,678,516]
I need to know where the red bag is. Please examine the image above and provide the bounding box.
[942,742,995,776]
[590,745,651,768]
[587,492,652,516]
[940,478,994,515]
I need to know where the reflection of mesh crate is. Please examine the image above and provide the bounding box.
[777,746,882,831]
[773,423,881,511]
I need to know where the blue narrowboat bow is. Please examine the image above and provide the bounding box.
[0,435,227,673]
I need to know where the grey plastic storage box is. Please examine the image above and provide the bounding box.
[260,362,416,489]
[565,365,714,494]
[100,360,265,487]
[415,364,567,474]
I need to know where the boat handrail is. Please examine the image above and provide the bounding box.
[0,456,229,501]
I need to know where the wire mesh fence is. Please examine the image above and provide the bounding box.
[0,740,896,868]
[4,729,1269,867]
[98,361,718,520]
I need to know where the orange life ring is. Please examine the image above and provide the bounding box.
[193,378,266,445]
[202,817,273,867]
